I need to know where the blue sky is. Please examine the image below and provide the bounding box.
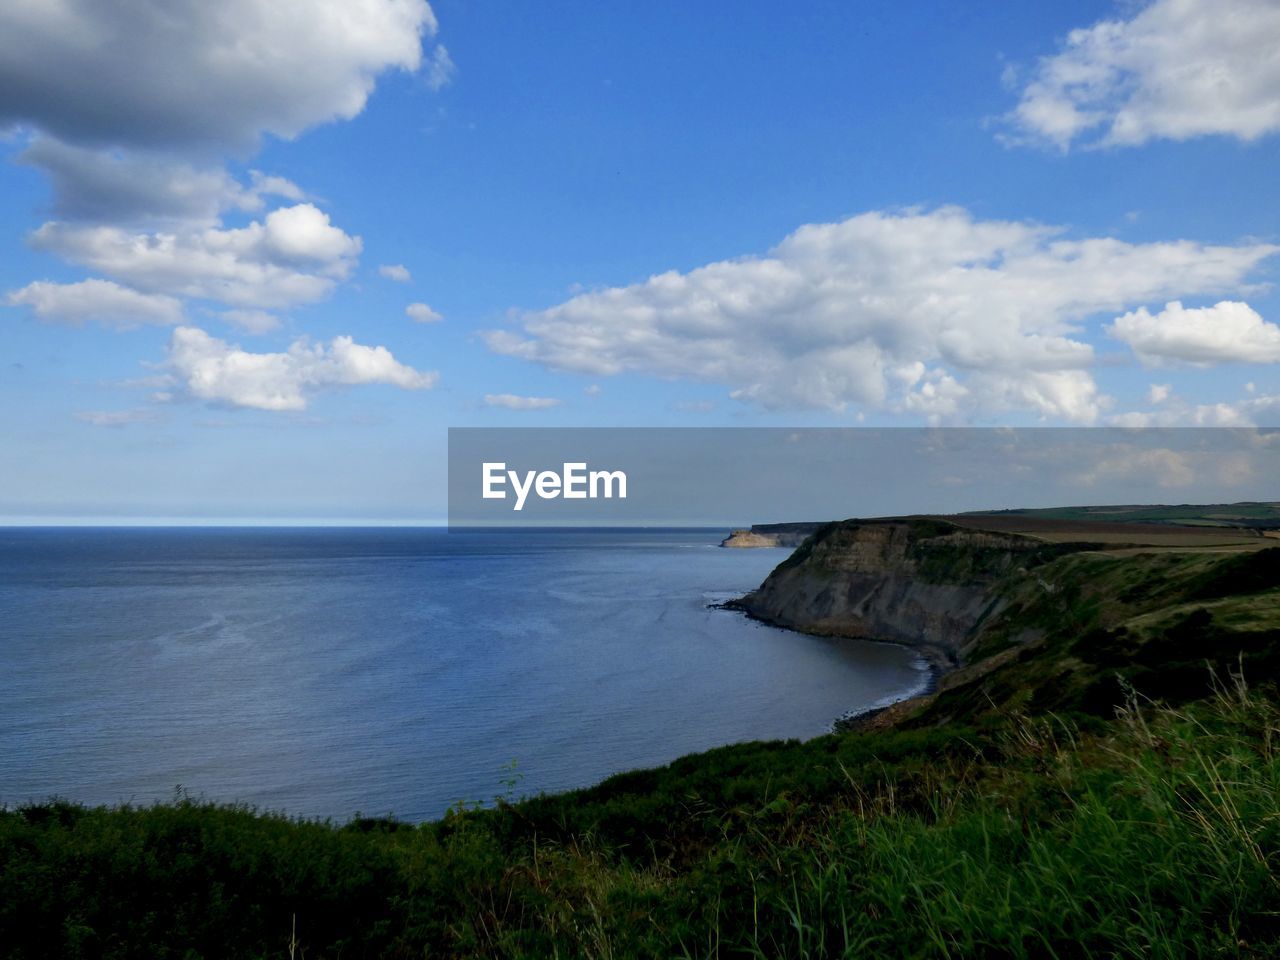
[1,0,1278,521]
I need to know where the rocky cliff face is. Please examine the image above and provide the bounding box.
[737,518,1083,665]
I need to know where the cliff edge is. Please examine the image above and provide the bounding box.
[736,514,1280,731]
[734,517,1091,666]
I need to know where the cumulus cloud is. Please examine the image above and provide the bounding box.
[164,326,437,411]
[17,137,304,224]
[0,0,439,151]
[406,302,443,323]
[30,204,362,308]
[1109,300,1280,365]
[483,394,561,410]
[1108,384,1280,427]
[1,1,445,356]
[379,264,412,282]
[8,278,183,328]
[1005,0,1280,149]
[486,207,1277,422]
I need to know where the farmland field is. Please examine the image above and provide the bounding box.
[952,508,1275,549]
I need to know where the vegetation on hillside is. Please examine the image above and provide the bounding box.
[913,545,1280,723]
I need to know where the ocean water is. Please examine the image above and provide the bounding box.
[0,527,928,822]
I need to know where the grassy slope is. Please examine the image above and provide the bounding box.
[5,547,1280,958]
[914,547,1280,726]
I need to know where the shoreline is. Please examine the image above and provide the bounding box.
[829,655,939,732]
[714,595,948,734]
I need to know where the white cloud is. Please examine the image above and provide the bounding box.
[74,408,159,427]
[486,207,1277,422]
[424,45,456,92]
[483,394,561,410]
[1005,0,1280,149]
[2,1,442,344]
[260,204,360,262]
[0,0,439,151]
[17,137,305,225]
[165,326,437,411]
[1109,300,1280,365]
[7,278,183,328]
[31,204,362,309]
[1108,385,1280,427]
[406,301,443,323]
[379,264,412,283]
[248,172,306,203]
[972,370,1108,424]
[584,383,602,397]
[901,368,969,422]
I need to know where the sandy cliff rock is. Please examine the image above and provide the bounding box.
[720,522,824,548]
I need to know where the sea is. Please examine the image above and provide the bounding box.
[0,527,929,822]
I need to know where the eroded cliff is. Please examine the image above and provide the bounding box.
[736,518,1090,665]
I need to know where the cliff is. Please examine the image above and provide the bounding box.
[720,522,824,548]
[736,515,1280,731]
[734,517,1093,665]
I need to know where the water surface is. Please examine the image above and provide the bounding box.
[0,527,927,821]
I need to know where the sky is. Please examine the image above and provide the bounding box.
[1,0,1278,522]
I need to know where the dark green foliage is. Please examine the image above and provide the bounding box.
[1189,547,1280,599]
[0,799,411,959]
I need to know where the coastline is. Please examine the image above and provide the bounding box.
[716,594,946,734]
[829,658,938,732]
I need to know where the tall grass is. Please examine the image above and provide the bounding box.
[724,677,1280,959]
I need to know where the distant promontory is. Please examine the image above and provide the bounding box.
[720,522,825,548]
